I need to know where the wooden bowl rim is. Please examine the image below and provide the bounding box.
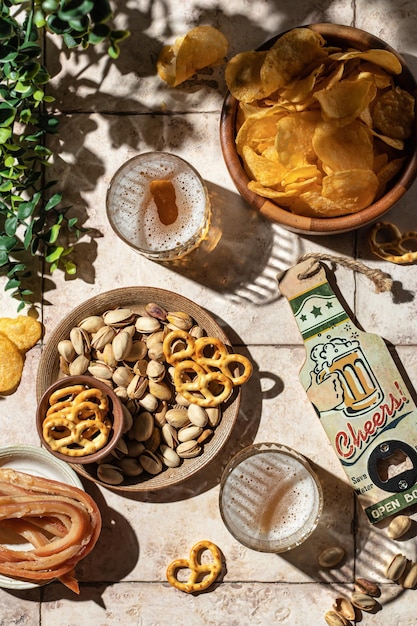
[220,23,417,235]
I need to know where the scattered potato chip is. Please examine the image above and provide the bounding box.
[157,25,228,87]
[225,26,415,218]
[0,333,24,395]
[0,315,42,353]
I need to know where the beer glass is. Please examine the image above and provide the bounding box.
[106,152,211,261]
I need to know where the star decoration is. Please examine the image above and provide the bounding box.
[311,305,322,318]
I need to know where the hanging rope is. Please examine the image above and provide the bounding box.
[297,252,393,293]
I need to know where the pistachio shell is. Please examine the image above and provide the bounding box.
[70,327,91,355]
[125,340,148,362]
[165,408,190,429]
[97,464,124,485]
[350,591,377,611]
[112,365,134,388]
[161,423,178,448]
[187,404,208,427]
[138,392,159,412]
[146,359,166,382]
[403,562,417,589]
[91,325,116,350]
[333,597,355,620]
[69,354,90,375]
[78,315,105,333]
[166,311,193,330]
[324,611,348,626]
[117,457,144,477]
[318,546,345,568]
[385,553,408,581]
[206,406,220,427]
[112,330,133,361]
[131,411,154,442]
[88,361,114,380]
[387,514,412,539]
[139,450,163,475]
[178,425,203,443]
[354,578,380,597]
[148,379,172,401]
[159,444,181,468]
[57,339,76,363]
[127,374,148,400]
[176,440,201,459]
[135,316,161,333]
[103,308,135,326]
[145,302,167,320]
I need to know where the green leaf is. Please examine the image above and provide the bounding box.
[0,18,13,41]
[48,223,61,242]
[5,277,20,290]
[64,260,77,275]
[44,192,62,210]
[0,251,9,266]
[23,220,34,249]
[110,30,130,43]
[0,127,12,143]
[58,0,94,19]
[46,245,64,262]
[17,201,36,219]
[90,0,112,23]
[0,234,17,251]
[5,215,17,236]
[107,42,120,59]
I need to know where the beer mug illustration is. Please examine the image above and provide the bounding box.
[313,338,383,417]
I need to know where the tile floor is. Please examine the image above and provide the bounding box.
[1,1,417,624]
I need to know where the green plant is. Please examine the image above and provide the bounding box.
[0,0,129,310]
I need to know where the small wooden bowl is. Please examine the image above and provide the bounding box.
[220,23,417,235]
[36,375,124,465]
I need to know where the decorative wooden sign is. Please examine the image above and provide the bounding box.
[279,258,417,524]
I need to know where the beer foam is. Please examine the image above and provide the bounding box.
[221,451,321,548]
[107,153,208,253]
[312,337,360,374]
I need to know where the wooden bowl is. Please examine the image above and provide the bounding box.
[36,375,124,465]
[220,23,417,235]
[36,287,242,492]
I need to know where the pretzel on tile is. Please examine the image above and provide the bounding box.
[369,221,417,264]
[166,540,222,593]
[173,360,233,407]
[193,336,253,386]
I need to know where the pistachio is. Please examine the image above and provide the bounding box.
[57,339,76,363]
[112,330,133,361]
[117,457,143,477]
[187,403,208,427]
[385,553,408,581]
[133,358,148,376]
[178,425,203,443]
[154,401,168,427]
[318,546,345,568]
[206,406,220,428]
[165,407,190,429]
[403,561,417,589]
[70,326,91,355]
[387,514,412,539]
[333,597,355,620]
[131,411,154,442]
[166,310,193,330]
[350,591,376,612]
[112,365,134,388]
[324,610,348,626]
[144,426,161,452]
[68,354,90,375]
[102,308,135,327]
[135,316,161,333]
[125,440,145,457]
[148,379,172,401]
[125,340,147,362]
[145,302,167,320]
[147,341,164,361]
[176,440,201,459]
[97,463,124,485]
[78,315,106,333]
[189,324,204,338]
[127,374,148,400]
[146,359,166,382]
[100,342,117,367]
[138,392,159,412]
[91,325,116,350]
[161,423,178,449]
[139,450,163,475]
[88,361,114,380]
[354,578,380,597]
[197,428,213,444]
[159,445,181,468]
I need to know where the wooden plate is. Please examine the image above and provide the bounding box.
[220,23,417,235]
[36,287,241,492]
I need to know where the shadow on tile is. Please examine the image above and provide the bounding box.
[159,182,302,306]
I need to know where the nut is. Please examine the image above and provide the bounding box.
[354,578,380,597]
[333,597,355,620]
[318,546,345,568]
[385,553,408,581]
[324,611,348,626]
[350,591,377,612]
[402,562,417,589]
[387,514,412,539]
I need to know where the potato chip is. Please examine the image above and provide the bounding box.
[372,86,415,139]
[313,74,377,125]
[157,25,228,87]
[226,27,415,218]
[274,111,320,168]
[312,120,374,171]
[225,50,268,103]
[242,145,287,187]
[0,333,24,394]
[0,315,42,353]
[322,169,379,213]
[260,28,327,97]
[329,48,402,75]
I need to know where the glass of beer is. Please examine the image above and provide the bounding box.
[219,442,323,553]
[106,152,211,261]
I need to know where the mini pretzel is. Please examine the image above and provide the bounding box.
[166,540,222,593]
[163,329,195,364]
[194,337,253,386]
[173,360,233,407]
[369,221,417,264]
[48,384,86,406]
[73,387,109,412]
[43,415,109,456]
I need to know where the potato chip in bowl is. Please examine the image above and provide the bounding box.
[220,23,417,234]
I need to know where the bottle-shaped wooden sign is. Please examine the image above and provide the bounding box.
[279,258,417,524]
